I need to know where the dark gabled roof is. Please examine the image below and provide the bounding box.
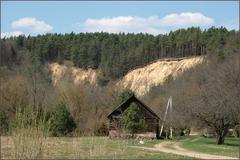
[107,95,160,120]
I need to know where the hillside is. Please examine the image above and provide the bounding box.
[49,56,205,96]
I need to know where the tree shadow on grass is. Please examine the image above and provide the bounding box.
[224,142,240,147]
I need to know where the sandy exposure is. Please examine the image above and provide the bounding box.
[49,63,97,86]
[132,142,239,159]
[49,56,205,96]
[117,56,205,96]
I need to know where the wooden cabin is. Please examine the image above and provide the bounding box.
[107,95,160,139]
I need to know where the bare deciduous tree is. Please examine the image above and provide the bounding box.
[190,53,240,144]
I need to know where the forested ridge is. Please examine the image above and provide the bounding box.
[1,26,239,79]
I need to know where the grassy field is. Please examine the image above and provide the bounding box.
[179,136,240,158]
[135,135,240,158]
[1,136,191,159]
[1,135,239,159]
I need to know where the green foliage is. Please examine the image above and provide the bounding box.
[165,74,174,84]
[0,111,8,134]
[122,103,146,134]
[49,103,76,136]
[0,40,19,67]
[117,89,134,104]
[16,35,25,48]
[95,123,109,136]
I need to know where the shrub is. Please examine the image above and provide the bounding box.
[10,107,49,159]
[49,103,76,136]
[96,74,109,86]
[95,123,109,136]
[0,111,9,134]
[164,74,173,84]
[117,89,134,104]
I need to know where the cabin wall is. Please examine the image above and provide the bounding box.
[108,112,159,139]
[109,106,159,132]
[109,117,123,130]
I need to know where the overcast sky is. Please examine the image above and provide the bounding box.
[1,1,239,37]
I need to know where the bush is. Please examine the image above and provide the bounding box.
[95,123,109,136]
[10,107,49,159]
[49,103,76,136]
[117,89,134,104]
[164,74,173,84]
[122,103,146,134]
[96,74,109,86]
[0,111,9,134]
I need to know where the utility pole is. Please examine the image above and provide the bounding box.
[159,96,173,138]
[169,97,173,139]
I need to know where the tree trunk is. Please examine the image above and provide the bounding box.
[217,135,225,145]
[215,122,229,145]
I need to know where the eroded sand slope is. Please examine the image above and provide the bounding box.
[117,56,205,96]
[49,63,97,85]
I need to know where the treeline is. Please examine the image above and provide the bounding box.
[1,27,239,79]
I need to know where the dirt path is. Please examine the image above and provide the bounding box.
[132,142,239,159]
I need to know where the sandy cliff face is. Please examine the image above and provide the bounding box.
[49,63,97,85]
[49,56,205,96]
[117,56,205,96]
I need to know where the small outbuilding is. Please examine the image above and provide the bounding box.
[107,95,160,139]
